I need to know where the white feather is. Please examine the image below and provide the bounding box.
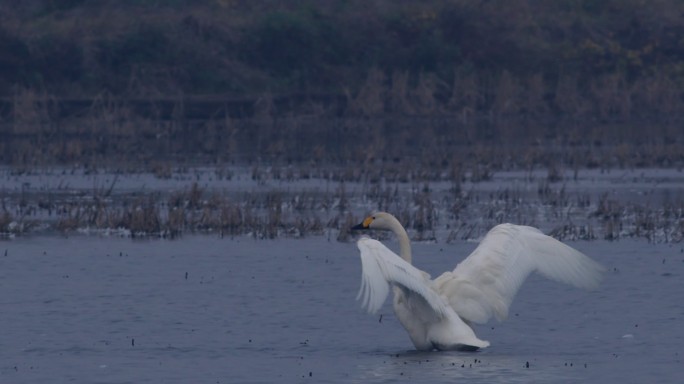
[356,237,450,318]
[433,224,605,324]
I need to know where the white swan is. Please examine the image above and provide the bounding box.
[351,212,604,351]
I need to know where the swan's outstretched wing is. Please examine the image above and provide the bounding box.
[356,237,450,317]
[434,224,604,324]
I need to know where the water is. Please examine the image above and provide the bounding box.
[1,235,682,383]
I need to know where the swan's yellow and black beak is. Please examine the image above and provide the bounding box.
[351,216,373,230]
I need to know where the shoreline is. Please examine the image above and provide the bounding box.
[3,166,682,243]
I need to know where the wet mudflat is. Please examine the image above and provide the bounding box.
[1,235,682,383]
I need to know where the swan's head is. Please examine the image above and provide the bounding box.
[351,212,397,232]
[351,211,412,262]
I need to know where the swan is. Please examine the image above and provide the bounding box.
[351,212,604,351]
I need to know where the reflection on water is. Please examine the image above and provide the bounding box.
[355,349,581,383]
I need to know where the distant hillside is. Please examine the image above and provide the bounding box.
[1,0,684,119]
[1,1,683,169]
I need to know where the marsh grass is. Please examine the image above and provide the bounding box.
[0,210,16,235]
[3,168,682,244]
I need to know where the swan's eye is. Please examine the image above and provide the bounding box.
[372,216,376,220]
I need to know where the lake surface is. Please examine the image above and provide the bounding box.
[1,235,682,383]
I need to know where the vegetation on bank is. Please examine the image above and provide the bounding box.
[1,0,683,171]
[1,0,684,117]
[2,168,683,243]
[2,2,682,243]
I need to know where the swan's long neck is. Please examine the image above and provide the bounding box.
[386,216,412,264]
